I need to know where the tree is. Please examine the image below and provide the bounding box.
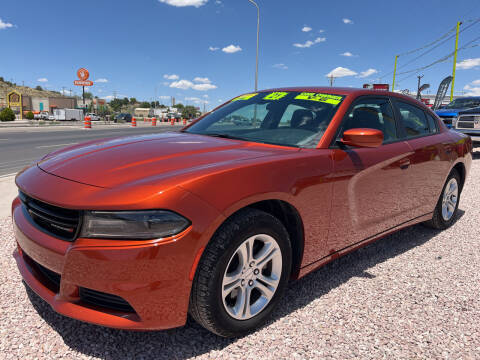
[139,101,151,108]
[109,98,123,112]
[25,111,34,120]
[181,105,199,119]
[35,85,43,91]
[84,92,93,99]
[129,97,137,104]
[0,107,16,122]
[173,103,184,110]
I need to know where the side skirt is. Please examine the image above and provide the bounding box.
[296,212,433,279]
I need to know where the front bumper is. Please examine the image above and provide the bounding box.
[12,201,202,330]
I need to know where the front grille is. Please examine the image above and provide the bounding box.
[79,287,135,313]
[457,121,474,129]
[19,192,81,241]
[456,114,480,130]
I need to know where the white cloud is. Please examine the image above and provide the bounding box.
[170,79,194,90]
[357,68,378,78]
[471,79,480,85]
[169,79,217,91]
[302,26,312,32]
[293,37,326,48]
[326,67,357,78]
[342,18,353,24]
[37,78,48,82]
[203,94,209,98]
[340,51,355,57]
[158,95,170,99]
[463,84,480,96]
[95,78,108,83]
[209,46,219,51]
[194,77,211,83]
[192,83,217,91]
[222,44,242,53]
[164,74,179,80]
[0,18,14,30]
[273,63,288,70]
[456,58,480,70]
[318,29,325,33]
[158,0,207,7]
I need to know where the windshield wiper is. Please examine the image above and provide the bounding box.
[201,133,247,141]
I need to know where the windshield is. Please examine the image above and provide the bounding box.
[184,91,345,148]
[444,98,480,109]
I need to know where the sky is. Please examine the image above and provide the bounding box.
[1,0,479,109]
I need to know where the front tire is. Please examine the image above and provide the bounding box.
[189,208,292,337]
[424,169,461,229]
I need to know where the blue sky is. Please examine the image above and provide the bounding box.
[1,0,479,109]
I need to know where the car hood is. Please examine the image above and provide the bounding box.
[435,109,461,116]
[37,132,296,189]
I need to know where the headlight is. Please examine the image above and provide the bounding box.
[452,116,458,127]
[80,210,191,240]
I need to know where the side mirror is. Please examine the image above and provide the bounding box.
[341,128,384,148]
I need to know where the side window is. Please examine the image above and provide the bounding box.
[425,113,438,133]
[338,97,398,143]
[397,101,430,137]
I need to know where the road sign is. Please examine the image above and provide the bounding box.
[77,68,90,81]
[74,80,93,86]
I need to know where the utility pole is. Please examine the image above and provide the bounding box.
[329,75,334,87]
[450,21,462,101]
[417,75,424,95]
[247,0,260,91]
[392,55,398,92]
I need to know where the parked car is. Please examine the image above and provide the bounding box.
[115,113,132,122]
[48,115,55,121]
[13,87,472,337]
[434,97,480,145]
[86,113,100,121]
[435,96,480,128]
[34,111,49,120]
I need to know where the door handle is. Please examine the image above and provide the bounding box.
[399,159,410,170]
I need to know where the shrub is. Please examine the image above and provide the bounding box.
[0,107,16,122]
[26,111,34,120]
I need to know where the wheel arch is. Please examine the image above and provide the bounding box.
[452,161,466,192]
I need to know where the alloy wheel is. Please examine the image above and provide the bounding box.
[441,177,458,221]
[221,234,282,320]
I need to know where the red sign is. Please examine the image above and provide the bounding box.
[77,68,90,81]
[74,80,93,86]
[372,84,389,91]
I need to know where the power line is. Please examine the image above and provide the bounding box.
[396,25,457,57]
[379,18,480,80]
[395,35,480,84]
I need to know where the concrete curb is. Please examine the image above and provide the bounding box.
[0,175,17,218]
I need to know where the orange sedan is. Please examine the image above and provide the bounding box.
[12,88,472,337]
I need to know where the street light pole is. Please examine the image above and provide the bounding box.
[248,0,259,91]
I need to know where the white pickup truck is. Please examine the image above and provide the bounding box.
[86,113,101,121]
[34,111,49,120]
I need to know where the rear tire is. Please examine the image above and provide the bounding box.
[424,169,461,230]
[189,208,292,337]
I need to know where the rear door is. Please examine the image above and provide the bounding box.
[391,99,453,216]
[327,96,415,253]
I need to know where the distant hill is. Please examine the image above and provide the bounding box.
[0,79,74,107]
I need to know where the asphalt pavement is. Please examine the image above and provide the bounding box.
[0,125,183,177]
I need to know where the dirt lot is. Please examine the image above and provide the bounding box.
[1,154,479,360]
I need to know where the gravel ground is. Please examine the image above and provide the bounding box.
[1,154,479,360]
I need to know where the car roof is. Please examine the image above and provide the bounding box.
[258,86,420,103]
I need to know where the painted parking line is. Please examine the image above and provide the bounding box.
[36,142,78,149]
